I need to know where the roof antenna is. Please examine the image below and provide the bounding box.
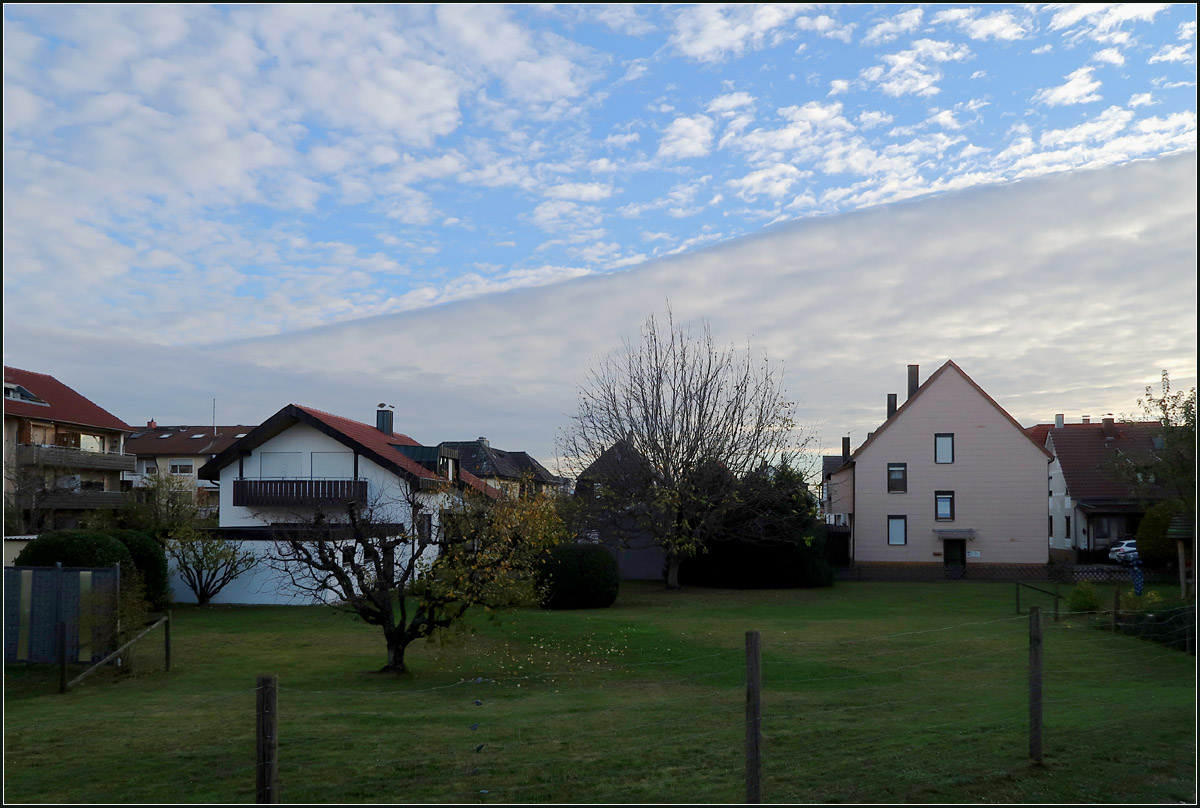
[213,398,217,436]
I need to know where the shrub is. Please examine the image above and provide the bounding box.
[1066,580,1100,613]
[679,529,834,589]
[1137,502,1182,566]
[15,530,135,571]
[539,543,620,609]
[111,530,171,611]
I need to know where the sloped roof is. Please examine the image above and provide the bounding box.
[849,360,1053,461]
[125,425,256,457]
[198,404,500,498]
[3,366,131,433]
[439,439,561,485]
[1046,421,1164,501]
[822,455,847,479]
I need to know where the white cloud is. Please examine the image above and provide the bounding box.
[543,182,615,201]
[657,114,715,160]
[1149,43,1195,64]
[728,163,809,201]
[862,9,923,46]
[708,91,755,114]
[1128,92,1155,108]
[795,14,856,44]
[858,110,894,129]
[604,132,640,148]
[1092,47,1125,65]
[932,7,1028,40]
[669,4,801,63]
[860,39,972,98]
[828,79,850,96]
[1033,67,1103,106]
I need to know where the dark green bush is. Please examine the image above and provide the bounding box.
[1066,580,1100,613]
[539,543,620,609]
[111,530,171,611]
[679,528,834,589]
[15,530,135,571]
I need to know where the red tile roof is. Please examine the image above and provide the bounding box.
[1046,421,1164,501]
[1025,422,1095,449]
[125,425,257,457]
[4,366,131,432]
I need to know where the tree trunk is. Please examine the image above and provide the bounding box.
[381,631,409,673]
[666,553,681,590]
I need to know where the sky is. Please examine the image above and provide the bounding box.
[3,4,1197,472]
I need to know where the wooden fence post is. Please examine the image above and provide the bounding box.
[745,631,762,804]
[256,674,279,804]
[164,611,172,672]
[1029,606,1043,766]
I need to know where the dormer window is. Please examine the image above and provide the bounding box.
[4,382,49,405]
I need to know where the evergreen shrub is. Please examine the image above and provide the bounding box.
[539,542,620,609]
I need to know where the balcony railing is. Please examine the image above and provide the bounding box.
[233,478,368,508]
[34,490,127,510]
[17,444,136,472]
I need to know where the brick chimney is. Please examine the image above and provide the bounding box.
[147,419,157,429]
[477,436,489,447]
[1102,416,1116,439]
[1082,415,1091,424]
[907,365,919,400]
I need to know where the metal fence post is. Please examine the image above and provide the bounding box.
[1029,606,1043,765]
[256,674,279,803]
[745,631,762,804]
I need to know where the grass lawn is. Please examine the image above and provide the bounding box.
[4,581,1195,804]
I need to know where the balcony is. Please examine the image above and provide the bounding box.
[17,444,136,473]
[233,478,368,508]
[34,490,127,510]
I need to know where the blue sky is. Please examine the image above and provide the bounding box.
[2,4,1197,466]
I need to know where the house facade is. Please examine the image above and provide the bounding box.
[830,361,1051,575]
[1030,415,1164,563]
[193,404,498,604]
[3,366,134,551]
[122,422,256,513]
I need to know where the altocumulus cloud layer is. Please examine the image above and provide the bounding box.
[6,154,1196,468]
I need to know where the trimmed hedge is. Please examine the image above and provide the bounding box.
[111,530,171,611]
[14,530,135,572]
[539,543,620,609]
[679,530,834,589]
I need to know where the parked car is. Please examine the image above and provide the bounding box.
[1108,539,1139,564]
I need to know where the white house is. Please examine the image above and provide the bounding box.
[191,404,497,604]
[828,361,1051,576]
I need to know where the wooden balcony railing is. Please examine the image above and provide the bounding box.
[34,491,127,510]
[17,444,136,472]
[233,478,368,508]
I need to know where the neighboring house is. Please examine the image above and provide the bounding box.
[1029,415,1165,563]
[437,437,564,497]
[122,422,256,513]
[829,362,1051,576]
[574,437,665,581]
[194,404,498,604]
[819,440,852,565]
[3,366,134,551]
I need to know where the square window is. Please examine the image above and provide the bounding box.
[935,433,955,464]
[168,459,194,475]
[887,463,907,492]
[935,491,955,521]
[887,515,907,545]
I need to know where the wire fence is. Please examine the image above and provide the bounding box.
[4,601,1195,804]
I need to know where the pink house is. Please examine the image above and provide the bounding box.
[828,361,1051,576]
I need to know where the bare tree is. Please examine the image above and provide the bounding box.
[167,523,258,605]
[267,483,564,673]
[560,307,807,588]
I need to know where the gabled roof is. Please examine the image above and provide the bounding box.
[4,366,131,433]
[1045,421,1164,502]
[822,455,847,480]
[849,360,1053,461]
[439,439,561,486]
[198,404,500,498]
[125,425,256,457]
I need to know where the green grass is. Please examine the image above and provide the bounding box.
[4,582,1195,803]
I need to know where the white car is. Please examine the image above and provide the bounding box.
[1108,539,1139,564]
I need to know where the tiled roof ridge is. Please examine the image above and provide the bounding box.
[293,404,421,446]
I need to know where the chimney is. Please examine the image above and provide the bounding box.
[887,393,897,419]
[1082,415,1090,424]
[477,436,489,447]
[147,419,157,429]
[841,436,850,463]
[1054,414,1064,429]
[1102,416,1116,439]
[376,407,393,436]
[866,431,874,441]
[907,365,919,400]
